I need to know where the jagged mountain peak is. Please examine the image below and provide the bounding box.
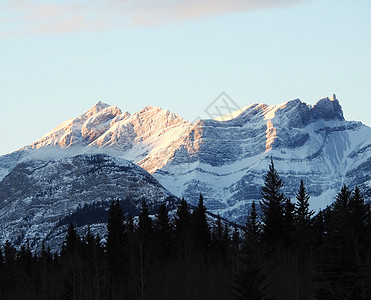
[28,101,123,150]
[0,95,368,227]
[312,94,344,120]
[212,95,344,129]
[84,100,112,117]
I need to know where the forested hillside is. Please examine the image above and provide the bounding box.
[0,160,369,299]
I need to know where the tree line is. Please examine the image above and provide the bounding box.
[0,159,370,299]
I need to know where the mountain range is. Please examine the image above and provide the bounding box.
[0,94,370,249]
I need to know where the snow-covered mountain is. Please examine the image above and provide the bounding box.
[0,153,176,250]
[154,96,370,220]
[0,94,369,236]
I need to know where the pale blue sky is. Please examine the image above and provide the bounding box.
[1,0,370,155]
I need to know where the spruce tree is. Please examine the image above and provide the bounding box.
[348,186,371,297]
[223,223,230,245]
[212,214,228,258]
[295,179,314,225]
[17,241,33,275]
[232,261,266,300]
[243,202,261,248]
[212,214,224,241]
[136,199,153,300]
[260,158,286,248]
[349,186,369,238]
[174,198,192,239]
[3,240,16,266]
[291,180,314,298]
[283,197,295,244]
[106,200,127,278]
[233,202,266,300]
[316,185,361,299]
[154,203,173,259]
[192,194,210,251]
[61,223,80,256]
[3,240,16,293]
[232,224,240,253]
[0,247,3,266]
[137,199,153,238]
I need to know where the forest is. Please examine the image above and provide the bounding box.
[0,159,370,300]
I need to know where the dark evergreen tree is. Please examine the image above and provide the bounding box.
[154,203,173,259]
[243,202,261,249]
[223,223,231,248]
[349,186,370,240]
[137,199,153,238]
[232,201,266,300]
[17,241,33,275]
[232,260,266,300]
[106,200,127,278]
[0,247,3,266]
[212,214,224,241]
[316,185,365,299]
[260,158,286,248]
[174,198,192,240]
[2,241,17,298]
[136,199,153,300]
[211,214,229,259]
[291,180,315,299]
[295,179,314,225]
[283,197,295,244]
[348,186,371,297]
[232,224,240,253]
[61,222,80,256]
[192,194,210,251]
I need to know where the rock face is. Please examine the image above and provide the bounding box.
[153,96,370,221]
[0,154,176,250]
[0,95,370,238]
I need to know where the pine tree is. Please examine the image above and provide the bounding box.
[0,247,3,266]
[295,179,314,225]
[223,223,230,245]
[232,224,240,253]
[3,240,16,265]
[17,241,33,275]
[348,186,371,297]
[212,214,224,241]
[61,223,80,256]
[232,260,266,300]
[136,199,153,300]
[260,158,286,248]
[243,202,261,248]
[174,198,192,239]
[2,240,16,294]
[154,203,173,259]
[291,180,314,299]
[212,214,229,258]
[192,194,210,251]
[106,200,127,278]
[137,199,153,238]
[232,202,266,300]
[316,185,362,299]
[349,186,369,238]
[283,197,295,244]
[293,180,314,254]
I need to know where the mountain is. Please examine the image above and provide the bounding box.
[154,95,370,220]
[0,94,369,228]
[0,153,176,250]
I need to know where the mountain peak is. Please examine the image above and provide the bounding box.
[84,101,111,118]
[312,94,344,121]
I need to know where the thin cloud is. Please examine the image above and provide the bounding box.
[1,0,307,36]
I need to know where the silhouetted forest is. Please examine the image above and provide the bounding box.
[0,159,370,299]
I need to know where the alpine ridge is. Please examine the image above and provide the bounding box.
[0,95,369,235]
